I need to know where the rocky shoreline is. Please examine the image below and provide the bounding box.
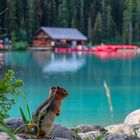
[1,109,140,140]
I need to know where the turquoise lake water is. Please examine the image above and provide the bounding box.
[1,51,140,127]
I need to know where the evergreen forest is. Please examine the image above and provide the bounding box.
[0,0,140,45]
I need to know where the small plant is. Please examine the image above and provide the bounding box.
[0,70,39,138]
[11,41,29,50]
[84,132,109,140]
[14,97,39,138]
[0,70,23,123]
[94,133,108,140]
[133,129,138,138]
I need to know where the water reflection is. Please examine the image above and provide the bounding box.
[92,51,137,60]
[3,51,86,71]
[43,53,86,73]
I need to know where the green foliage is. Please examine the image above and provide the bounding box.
[26,102,32,121]
[84,132,108,140]
[0,70,23,123]
[18,98,32,124]
[16,95,32,125]
[93,12,103,44]
[0,0,140,45]
[59,0,69,27]
[16,29,28,41]
[19,107,28,124]
[15,97,39,137]
[105,5,116,39]
[11,41,29,50]
[0,125,17,140]
[0,70,38,137]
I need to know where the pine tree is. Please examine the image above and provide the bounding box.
[110,0,124,41]
[59,0,69,27]
[41,0,56,26]
[70,0,81,29]
[133,0,140,44]
[93,12,103,44]
[0,0,139,45]
[0,0,7,35]
[122,10,129,44]
[122,0,133,44]
[71,10,79,28]
[80,0,84,31]
[85,1,96,42]
[34,0,42,27]
[6,0,17,32]
[26,0,36,39]
[106,5,115,41]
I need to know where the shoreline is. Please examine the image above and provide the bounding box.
[1,109,140,140]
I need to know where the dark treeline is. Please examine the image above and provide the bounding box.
[0,0,140,45]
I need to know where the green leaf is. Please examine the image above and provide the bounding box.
[23,96,32,121]
[19,106,28,124]
[0,70,23,123]
[26,103,31,121]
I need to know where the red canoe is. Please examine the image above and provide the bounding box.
[55,45,139,53]
[93,44,138,52]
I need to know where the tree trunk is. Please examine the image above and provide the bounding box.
[88,16,92,41]
[80,0,84,31]
[128,21,132,45]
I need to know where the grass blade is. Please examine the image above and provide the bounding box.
[104,81,114,118]
[23,96,32,121]
[19,106,28,124]
[26,103,31,121]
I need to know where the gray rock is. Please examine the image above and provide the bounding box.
[105,124,128,134]
[105,124,140,138]
[72,125,107,140]
[132,124,140,130]
[124,109,140,125]
[55,138,69,140]
[18,134,70,140]
[106,134,140,140]
[6,118,25,132]
[27,138,68,140]
[72,125,106,133]
[50,124,81,140]
[6,119,79,139]
[78,130,105,140]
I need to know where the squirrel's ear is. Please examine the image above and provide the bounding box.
[51,86,56,90]
[57,86,60,89]
[49,89,51,95]
[49,86,56,95]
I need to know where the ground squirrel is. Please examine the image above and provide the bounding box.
[32,86,68,137]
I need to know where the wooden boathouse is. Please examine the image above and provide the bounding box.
[32,27,87,49]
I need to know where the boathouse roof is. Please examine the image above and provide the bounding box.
[37,27,87,41]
